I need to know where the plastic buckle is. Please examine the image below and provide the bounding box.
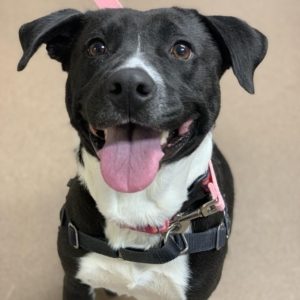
[68,222,79,249]
[216,223,226,250]
[223,210,231,238]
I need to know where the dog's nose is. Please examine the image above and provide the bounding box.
[107,68,156,108]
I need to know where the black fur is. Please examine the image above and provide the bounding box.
[57,145,233,300]
[18,7,267,300]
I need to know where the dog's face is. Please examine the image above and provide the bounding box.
[18,8,267,193]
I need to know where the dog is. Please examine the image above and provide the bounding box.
[18,7,267,300]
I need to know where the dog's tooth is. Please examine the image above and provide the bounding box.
[104,129,108,138]
[160,131,169,145]
[89,124,98,136]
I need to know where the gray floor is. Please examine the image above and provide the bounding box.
[1,0,300,299]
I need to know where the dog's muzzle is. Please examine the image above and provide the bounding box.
[106,68,157,112]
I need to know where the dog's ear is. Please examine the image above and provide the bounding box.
[17,9,83,72]
[203,15,268,94]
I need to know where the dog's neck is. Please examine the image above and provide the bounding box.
[77,132,213,249]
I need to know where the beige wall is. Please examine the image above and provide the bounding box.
[1,0,299,299]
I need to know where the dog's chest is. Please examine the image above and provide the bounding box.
[75,135,213,298]
[76,252,189,300]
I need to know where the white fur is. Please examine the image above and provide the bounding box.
[117,34,164,87]
[78,253,189,300]
[76,132,213,299]
[118,54,164,87]
[118,53,167,117]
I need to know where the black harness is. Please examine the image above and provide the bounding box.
[60,170,231,264]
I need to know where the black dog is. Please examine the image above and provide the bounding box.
[18,7,267,300]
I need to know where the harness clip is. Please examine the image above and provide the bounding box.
[168,198,220,234]
[200,198,219,217]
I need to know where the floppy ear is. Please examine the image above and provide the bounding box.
[17,9,83,72]
[203,15,268,94]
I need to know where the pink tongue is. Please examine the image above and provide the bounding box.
[98,125,164,193]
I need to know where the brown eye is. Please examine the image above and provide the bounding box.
[87,40,107,57]
[171,42,192,60]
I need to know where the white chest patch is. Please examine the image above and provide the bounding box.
[76,133,213,299]
[77,253,189,300]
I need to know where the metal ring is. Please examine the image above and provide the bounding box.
[179,234,189,255]
[163,223,180,243]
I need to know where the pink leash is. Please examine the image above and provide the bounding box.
[94,0,123,8]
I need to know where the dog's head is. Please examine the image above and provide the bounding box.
[18,8,267,193]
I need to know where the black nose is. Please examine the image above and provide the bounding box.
[107,68,156,109]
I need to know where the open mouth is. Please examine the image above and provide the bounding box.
[89,120,193,193]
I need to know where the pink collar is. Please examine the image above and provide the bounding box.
[120,160,225,234]
[94,0,123,9]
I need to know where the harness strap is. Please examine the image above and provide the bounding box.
[60,207,230,264]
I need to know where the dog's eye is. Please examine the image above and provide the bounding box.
[171,42,192,60]
[87,40,107,57]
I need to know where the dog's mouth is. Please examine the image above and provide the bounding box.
[88,120,193,193]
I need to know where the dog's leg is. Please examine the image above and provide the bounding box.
[63,275,94,300]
